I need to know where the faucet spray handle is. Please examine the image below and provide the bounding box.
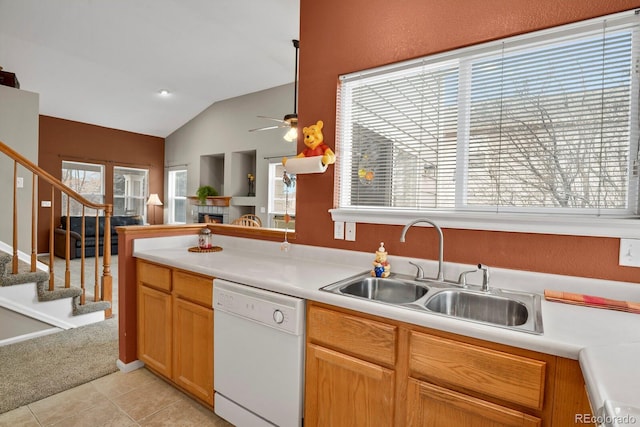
[478,264,490,291]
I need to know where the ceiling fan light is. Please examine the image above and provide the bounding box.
[284,126,298,142]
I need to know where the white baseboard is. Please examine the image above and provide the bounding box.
[0,327,61,347]
[117,359,145,373]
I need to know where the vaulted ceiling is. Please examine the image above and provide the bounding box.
[0,0,300,137]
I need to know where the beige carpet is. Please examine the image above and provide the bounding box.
[0,255,120,414]
[0,316,118,414]
[38,255,119,315]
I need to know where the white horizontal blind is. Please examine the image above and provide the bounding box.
[337,62,459,209]
[335,11,640,217]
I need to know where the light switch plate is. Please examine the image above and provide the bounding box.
[334,221,344,240]
[345,222,356,241]
[619,238,640,267]
[16,177,23,188]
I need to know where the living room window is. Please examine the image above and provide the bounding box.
[61,160,105,216]
[168,169,187,224]
[333,11,640,237]
[268,162,296,229]
[113,166,149,216]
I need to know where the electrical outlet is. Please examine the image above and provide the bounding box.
[260,206,266,213]
[345,222,356,241]
[334,221,344,240]
[16,177,24,188]
[619,238,640,267]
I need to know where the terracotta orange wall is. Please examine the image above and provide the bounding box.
[37,115,164,253]
[296,0,640,283]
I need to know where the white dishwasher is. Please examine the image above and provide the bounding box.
[213,279,305,427]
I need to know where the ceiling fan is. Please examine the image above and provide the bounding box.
[249,39,299,141]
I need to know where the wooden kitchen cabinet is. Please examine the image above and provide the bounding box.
[137,262,173,378]
[408,330,546,426]
[407,378,541,427]
[408,331,546,410]
[306,343,395,426]
[306,302,589,427]
[172,271,214,406]
[306,305,397,426]
[137,259,214,407]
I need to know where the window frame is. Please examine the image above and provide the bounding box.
[113,165,149,217]
[167,169,187,224]
[268,161,296,228]
[61,160,105,216]
[331,10,640,239]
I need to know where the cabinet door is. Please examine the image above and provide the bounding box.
[138,284,172,377]
[305,343,395,427]
[173,297,214,406]
[406,378,541,427]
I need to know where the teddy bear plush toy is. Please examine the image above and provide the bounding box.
[284,120,336,167]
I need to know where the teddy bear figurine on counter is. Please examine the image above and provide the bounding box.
[372,242,391,278]
[283,120,336,167]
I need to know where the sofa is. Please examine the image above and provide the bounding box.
[54,215,144,259]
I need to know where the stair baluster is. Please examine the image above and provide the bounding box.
[0,139,113,319]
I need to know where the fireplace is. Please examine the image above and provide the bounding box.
[198,213,224,223]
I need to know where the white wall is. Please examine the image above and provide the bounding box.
[165,83,297,225]
[0,85,39,251]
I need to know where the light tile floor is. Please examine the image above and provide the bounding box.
[0,368,233,427]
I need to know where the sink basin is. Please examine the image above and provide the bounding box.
[341,277,429,303]
[424,289,543,334]
[425,290,527,325]
[322,273,543,334]
[322,273,429,304]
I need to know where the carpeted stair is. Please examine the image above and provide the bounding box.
[0,252,110,316]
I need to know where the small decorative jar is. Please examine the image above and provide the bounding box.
[198,227,213,249]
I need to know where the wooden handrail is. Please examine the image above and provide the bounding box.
[1,139,113,318]
[0,139,111,212]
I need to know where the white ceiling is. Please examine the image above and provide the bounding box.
[0,0,300,138]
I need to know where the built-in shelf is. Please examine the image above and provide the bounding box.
[188,196,232,207]
[231,196,256,207]
[231,150,256,197]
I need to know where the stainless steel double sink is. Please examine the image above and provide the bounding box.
[321,272,543,334]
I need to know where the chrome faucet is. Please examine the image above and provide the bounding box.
[400,218,444,281]
[478,263,490,292]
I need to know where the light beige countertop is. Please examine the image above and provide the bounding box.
[134,234,640,420]
[133,234,640,360]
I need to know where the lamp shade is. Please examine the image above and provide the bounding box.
[146,193,163,206]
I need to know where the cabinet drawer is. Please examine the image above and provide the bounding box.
[137,260,171,292]
[173,270,213,307]
[409,331,546,410]
[407,378,541,427]
[307,305,397,367]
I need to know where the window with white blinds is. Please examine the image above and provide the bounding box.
[335,11,640,218]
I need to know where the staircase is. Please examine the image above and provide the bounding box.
[0,139,113,343]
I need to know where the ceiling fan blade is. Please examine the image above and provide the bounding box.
[249,124,288,132]
[257,115,287,124]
